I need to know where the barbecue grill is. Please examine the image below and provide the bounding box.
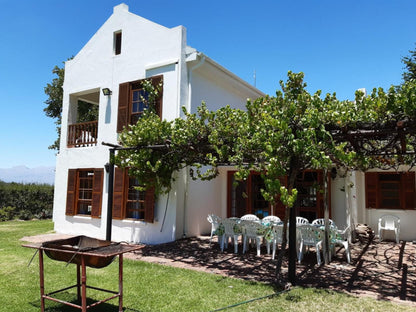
[23,235,143,312]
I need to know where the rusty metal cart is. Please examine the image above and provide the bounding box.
[23,235,143,312]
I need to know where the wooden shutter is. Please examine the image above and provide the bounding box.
[65,169,77,216]
[144,187,155,223]
[112,167,125,219]
[365,172,378,208]
[402,172,415,209]
[91,169,104,218]
[117,82,130,132]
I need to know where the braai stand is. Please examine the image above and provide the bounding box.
[24,242,141,312]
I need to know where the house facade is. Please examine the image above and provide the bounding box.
[52,3,264,244]
[53,3,416,244]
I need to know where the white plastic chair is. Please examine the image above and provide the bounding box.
[220,218,242,253]
[296,216,309,225]
[207,214,221,245]
[298,224,324,265]
[268,224,284,260]
[262,215,281,225]
[329,226,351,263]
[241,220,265,256]
[241,214,260,222]
[378,215,400,243]
[311,218,335,227]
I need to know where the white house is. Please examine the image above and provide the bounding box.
[53,3,416,244]
[53,3,263,244]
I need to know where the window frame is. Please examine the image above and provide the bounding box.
[65,168,103,218]
[114,31,122,55]
[112,167,155,222]
[76,170,94,215]
[117,76,163,133]
[227,169,328,221]
[365,171,415,210]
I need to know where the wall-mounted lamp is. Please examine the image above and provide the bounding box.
[104,162,110,173]
[102,88,112,96]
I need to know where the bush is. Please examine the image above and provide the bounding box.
[34,209,53,220]
[18,209,33,221]
[0,206,15,221]
[0,181,54,221]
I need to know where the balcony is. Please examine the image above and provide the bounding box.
[67,121,98,148]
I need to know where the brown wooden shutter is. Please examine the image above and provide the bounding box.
[112,167,125,219]
[91,169,104,218]
[117,82,130,132]
[365,172,378,208]
[66,169,77,216]
[402,172,415,209]
[144,187,155,223]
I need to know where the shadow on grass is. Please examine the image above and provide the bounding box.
[29,292,144,312]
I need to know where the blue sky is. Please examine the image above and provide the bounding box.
[0,0,415,168]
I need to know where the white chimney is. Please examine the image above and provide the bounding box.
[113,3,129,14]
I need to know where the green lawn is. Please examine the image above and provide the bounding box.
[0,219,414,312]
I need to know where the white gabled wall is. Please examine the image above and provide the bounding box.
[54,4,187,243]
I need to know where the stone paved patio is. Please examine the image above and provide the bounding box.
[127,235,416,307]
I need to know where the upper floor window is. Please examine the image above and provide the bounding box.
[114,31,122,55]
[117,76,163,132]
[131,85,149,124]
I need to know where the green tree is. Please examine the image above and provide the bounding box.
[44,63,65,150]
[114,72,416,284]
[402,44,416,82]
[115,72,356,282]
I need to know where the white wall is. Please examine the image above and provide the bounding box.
[185,168,226,237]
[351,170,416,242]
[54,4,186,243]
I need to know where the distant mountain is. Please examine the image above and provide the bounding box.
[0,166,55,185]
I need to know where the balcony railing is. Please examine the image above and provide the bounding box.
[67,121,98,148]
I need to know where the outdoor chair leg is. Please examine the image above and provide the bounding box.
[220,235,225,252]
[272,241,277,260]
[298,241,304,263]
[256,238,261,256]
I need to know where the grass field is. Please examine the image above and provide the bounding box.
[0,219,414,312]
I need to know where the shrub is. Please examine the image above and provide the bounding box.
[18,209,33,221]
[0,181,54,220]
[0,206,15,221]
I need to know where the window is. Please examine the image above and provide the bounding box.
[117,76,163,132]
[66,169,104,217]
[227,171,286,219]
[126,176,146,219]
[295,170,325,221]
[130,86,149,124]
[114,31,122,55]
[227,170,327,221]
[365,172,415,209]
[77,170,94,215]
[112,167,155,222]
